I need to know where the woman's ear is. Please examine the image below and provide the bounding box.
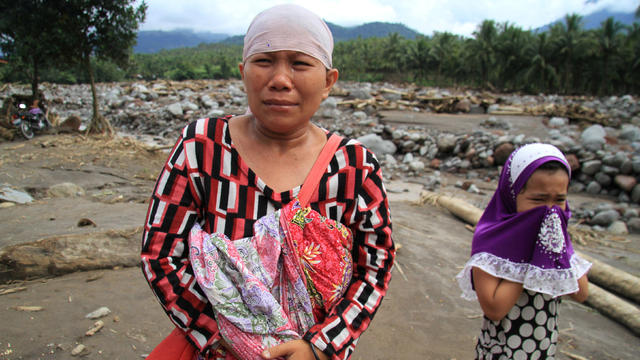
[322,68,339,99]
[238,62,245,81]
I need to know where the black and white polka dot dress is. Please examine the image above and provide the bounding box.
[475,289,560,360]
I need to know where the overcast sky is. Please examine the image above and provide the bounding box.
[139,0,638,38]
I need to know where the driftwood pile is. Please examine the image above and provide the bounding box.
[335,87,614,127]
[419,190,640,337]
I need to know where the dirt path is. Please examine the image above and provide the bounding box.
[1,200,638,359]
[1,128,639,359]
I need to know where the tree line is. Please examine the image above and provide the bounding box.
[0,0,147,133]
[141,12,640,95]
[2,5,640,105]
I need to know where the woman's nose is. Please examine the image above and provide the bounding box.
[268,63,294,90]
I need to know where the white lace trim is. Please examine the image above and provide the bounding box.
[456,252,592,300]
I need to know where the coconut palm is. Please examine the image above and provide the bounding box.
[550,14,587,93]
[524,32,559,93]
[594,17,626,94]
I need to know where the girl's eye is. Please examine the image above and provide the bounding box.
[293,60,311,66]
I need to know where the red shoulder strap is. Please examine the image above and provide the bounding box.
[297,134,342,207]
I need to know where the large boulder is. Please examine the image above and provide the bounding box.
[356,134,397,156]
[580,124,606,151]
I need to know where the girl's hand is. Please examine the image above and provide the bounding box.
[261,339,329,360]
[472,267,524,321]
[568,273,589,303]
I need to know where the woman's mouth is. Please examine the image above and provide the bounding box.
[263,99,297,112]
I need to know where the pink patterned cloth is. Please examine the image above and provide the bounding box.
[188,199,353,360]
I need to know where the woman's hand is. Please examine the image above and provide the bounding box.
[261,339,329,360]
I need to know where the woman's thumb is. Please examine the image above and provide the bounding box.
[261,343,287,359]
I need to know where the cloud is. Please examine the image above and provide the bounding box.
[138,0,639,37]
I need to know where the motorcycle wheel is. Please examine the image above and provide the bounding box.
[20,121,34,139]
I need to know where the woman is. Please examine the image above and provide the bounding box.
[141,4,395,360]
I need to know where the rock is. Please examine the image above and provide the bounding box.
[402,153,414,163]
[580,124,606,151]
[565,154,580,173]
[71,344,87,356]
[200,95,218,109]
[85,306,111,319]
[437,134,457,153]
[620,159,633,174]
[594,173,612,187]
[166,103,183,117]
[590,209,620,226]
[47,183,85,198]
[349,87,373,100]
[0,185,34,204]
[614,175,637,193]
[58,115,82,132]
[409,160,425,172]
[623,208,639,219]
[493,142,514,166]
[569,182,585,193]
[631,184,640,203]
[182,101,199,112]
[429,158,441,169]
[607,220,628,235]
[356,134,397,156]
[548,117,568,128]
[454,99,471,113]
[580,160,602,175]
[619,124,640,141]
[626,218,640,233]
[467,184,480,194]
[384,154,397,166]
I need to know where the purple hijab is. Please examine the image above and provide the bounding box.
[457,143,591,299]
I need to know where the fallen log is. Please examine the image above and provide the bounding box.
[578,252,640,305]
[585,283,640,337]
[419,190,640,336]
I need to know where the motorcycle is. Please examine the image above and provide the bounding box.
[11,102,50,139]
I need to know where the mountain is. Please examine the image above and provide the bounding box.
[328,21,421,41]
[536,8,636,33]
[136,22,423,53]
[134,29,230,53]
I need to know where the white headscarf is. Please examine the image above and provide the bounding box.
[242,4,334,69]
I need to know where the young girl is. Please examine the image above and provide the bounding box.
[457,143,591,359]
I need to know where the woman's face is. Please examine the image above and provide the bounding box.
[516,169,569,213]
[239,50,338,136]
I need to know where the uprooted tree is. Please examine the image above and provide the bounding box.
[54,0,147,135]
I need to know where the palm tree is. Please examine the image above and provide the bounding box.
[524,32,559,93]
[493,22,533,91]
[430,32,458,86]
[471,20,498,87]
[550,14,586,93]
[624,22,640,93]
[407,35,433,82]
[595,17,625,94]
